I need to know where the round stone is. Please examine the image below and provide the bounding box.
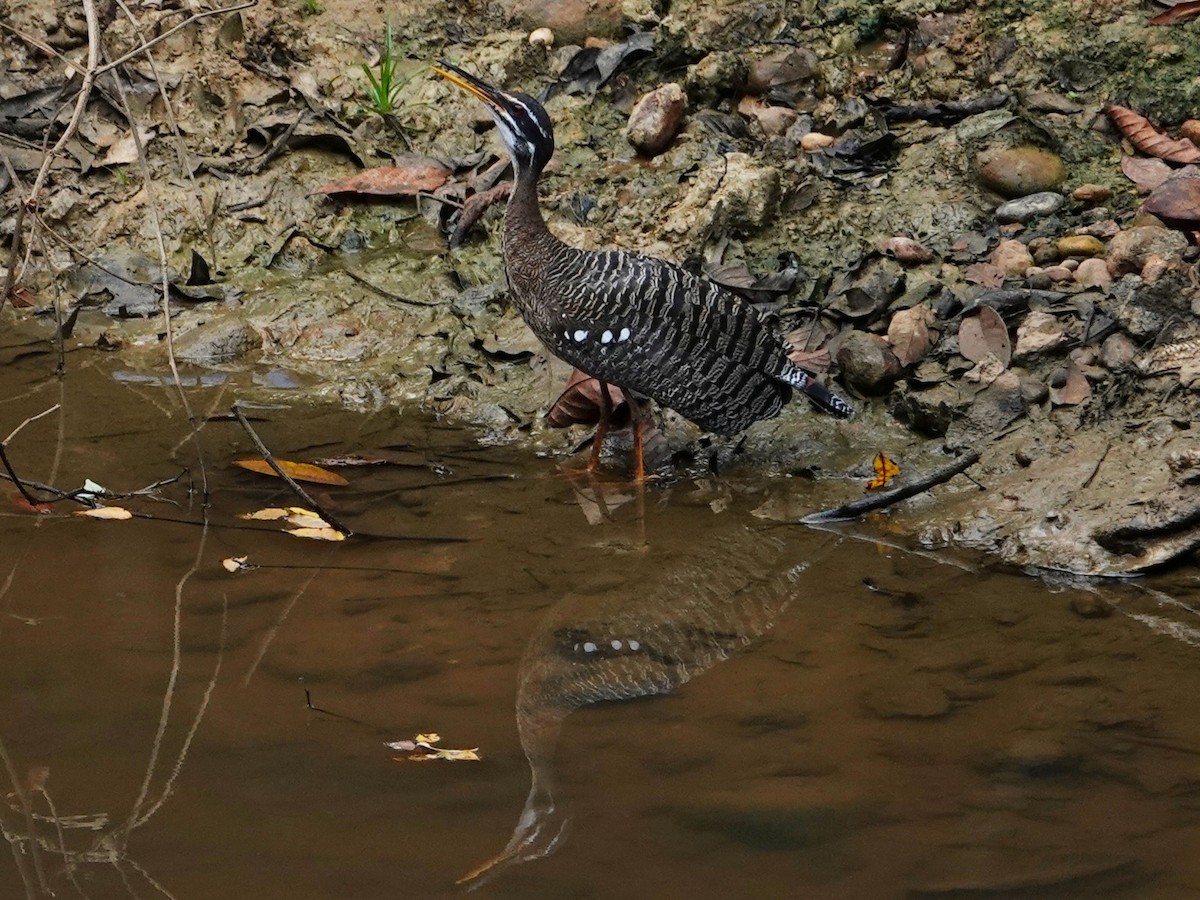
[1056,235,1106,258]
[977,146,1067,198]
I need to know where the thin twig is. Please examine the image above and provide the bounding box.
[1,152,27,313]
[2,403,61,445]
[231,404,353,535]
[344,269,440,306]
[96,1,258,74]
[0,445,44,508]
[801,450,983,524]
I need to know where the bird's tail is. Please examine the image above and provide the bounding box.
[781,365,855,419]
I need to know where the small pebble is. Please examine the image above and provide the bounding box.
[1099,332,1136,370]
[1074,257,1111,288]
[1060,258,1079,272]
[1028,236,1058,265]
[1056,234,1105,258]
[1018,377,1049,404]
[1072,183,1111,203]
[1141,254,1170,284]
[1080,206,1110,225]
[1043,265,1074,283]
[528,27,554,47]
[991,238,1033,275]
[800,131,835,151]
[626,83,687,157]
[996,191,1064,224]
[1070,595,1113,619]
[1107,225,1188,275]
[977,146,1066,198]
[1180,119,1200,145]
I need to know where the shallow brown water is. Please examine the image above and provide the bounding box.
[2,348,1200,900]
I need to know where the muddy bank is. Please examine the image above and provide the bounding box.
[1,0,1199,575]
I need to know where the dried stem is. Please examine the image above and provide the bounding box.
[231,404,353,536]
[802,450,983,524]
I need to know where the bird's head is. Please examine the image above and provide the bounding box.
[433,61,555,177]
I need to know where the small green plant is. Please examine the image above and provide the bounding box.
[360,19,409,116]
[301,0,321,16]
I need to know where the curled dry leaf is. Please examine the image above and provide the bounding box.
[1105,104,1200,165]
[221,556,253,573]
[239,507,293,520]
[233,459,349,486]
[1148,0,1200,25]
[963,262,1005,288]
[886,304,937,366]
[450,181,513,248]
[287,526,346,542]
[387,732,480,762]
[544,369,630,429]
[286,512,330,530]
[958,306,1011,365]
[74,506,133,520]
[315,157,452,197]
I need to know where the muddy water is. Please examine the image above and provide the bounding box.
[2,346,1199,900]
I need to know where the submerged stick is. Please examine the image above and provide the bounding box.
[802,450,982,524]
[231,404,353,536]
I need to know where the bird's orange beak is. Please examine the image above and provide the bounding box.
[432,60,504,112]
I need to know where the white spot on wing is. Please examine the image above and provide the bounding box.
[601,330,613,344]
[618,327,631,342]
[573,329,589,342]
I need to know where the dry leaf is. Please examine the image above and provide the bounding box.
[1105,104,1200,164]
[99,127,155,166]
[286,512,330,530]
[410,748,481,762]
[878,236,933,265]
[233,459,349,486]
[222,556,252,573]
[287,526,345,541]
[1149,0,1200,25]
[1049,360,1091,406]
[315,157,451,197]
[544,369,630,429]
[74,506,133,520]
[964,262,1005,288]
[1120,155,1175,192]
[958,306,1011,365]
[1143,177,1200,229]
[387,733,480,762]
[886,304,937,366]
[239,507,292,520]
[865,452,900,491]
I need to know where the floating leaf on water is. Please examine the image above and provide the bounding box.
[865,452,900,491]
[233,459,349,486]
[415,732,441,744]
[387,732,480,762]
[74,506,133,520]
[286,512,330,530]
[287,526,345,542]
[222,556,252,573]
[958,306,1011,365]
[315,157,452,197]
[239,507,293,520]
[410,748,481,762]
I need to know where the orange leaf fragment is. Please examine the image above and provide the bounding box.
[865,452,900,491]
[1148,0,1200,25]
[1105,104,1200,165]
[315,157,451,197]
[544,369,630,429]
[232,459,348,486]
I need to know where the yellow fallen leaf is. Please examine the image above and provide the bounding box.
[222,556,252,573]
[286,513,329,530]
[233,459,349,486]
[238,507,292,521]
[415,732,441,744]
[865,452,900,492]
[287,526,345,542]
[74,507,133,520]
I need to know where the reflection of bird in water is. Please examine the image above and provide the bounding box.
[458,529,810,888]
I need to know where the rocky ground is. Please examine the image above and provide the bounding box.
[1,0,1199,575]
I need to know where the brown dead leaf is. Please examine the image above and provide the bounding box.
[8,286,36,308]
[233,459,349,486]
[545,369,630,429]
[886,304,937,367]
[450,181,512,248]
[1049,360,1091,406]
[1149,0,1200,25]
[315,157,451,197]
[783,319,837,372]
[1143,177,1200,229]
[964,262,1005,288]
[958,306,1011,365]
[878,236,933,265]
[1120,155,1175,192]
[1105,104,1200,164]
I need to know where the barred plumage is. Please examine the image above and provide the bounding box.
[434,63,853,469]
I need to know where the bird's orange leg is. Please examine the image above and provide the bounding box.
[626,394,646,484]
[587,382,614,474]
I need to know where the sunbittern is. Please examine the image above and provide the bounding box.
[433,62,853,479]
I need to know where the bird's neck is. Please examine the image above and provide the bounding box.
[503,168,564,304]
